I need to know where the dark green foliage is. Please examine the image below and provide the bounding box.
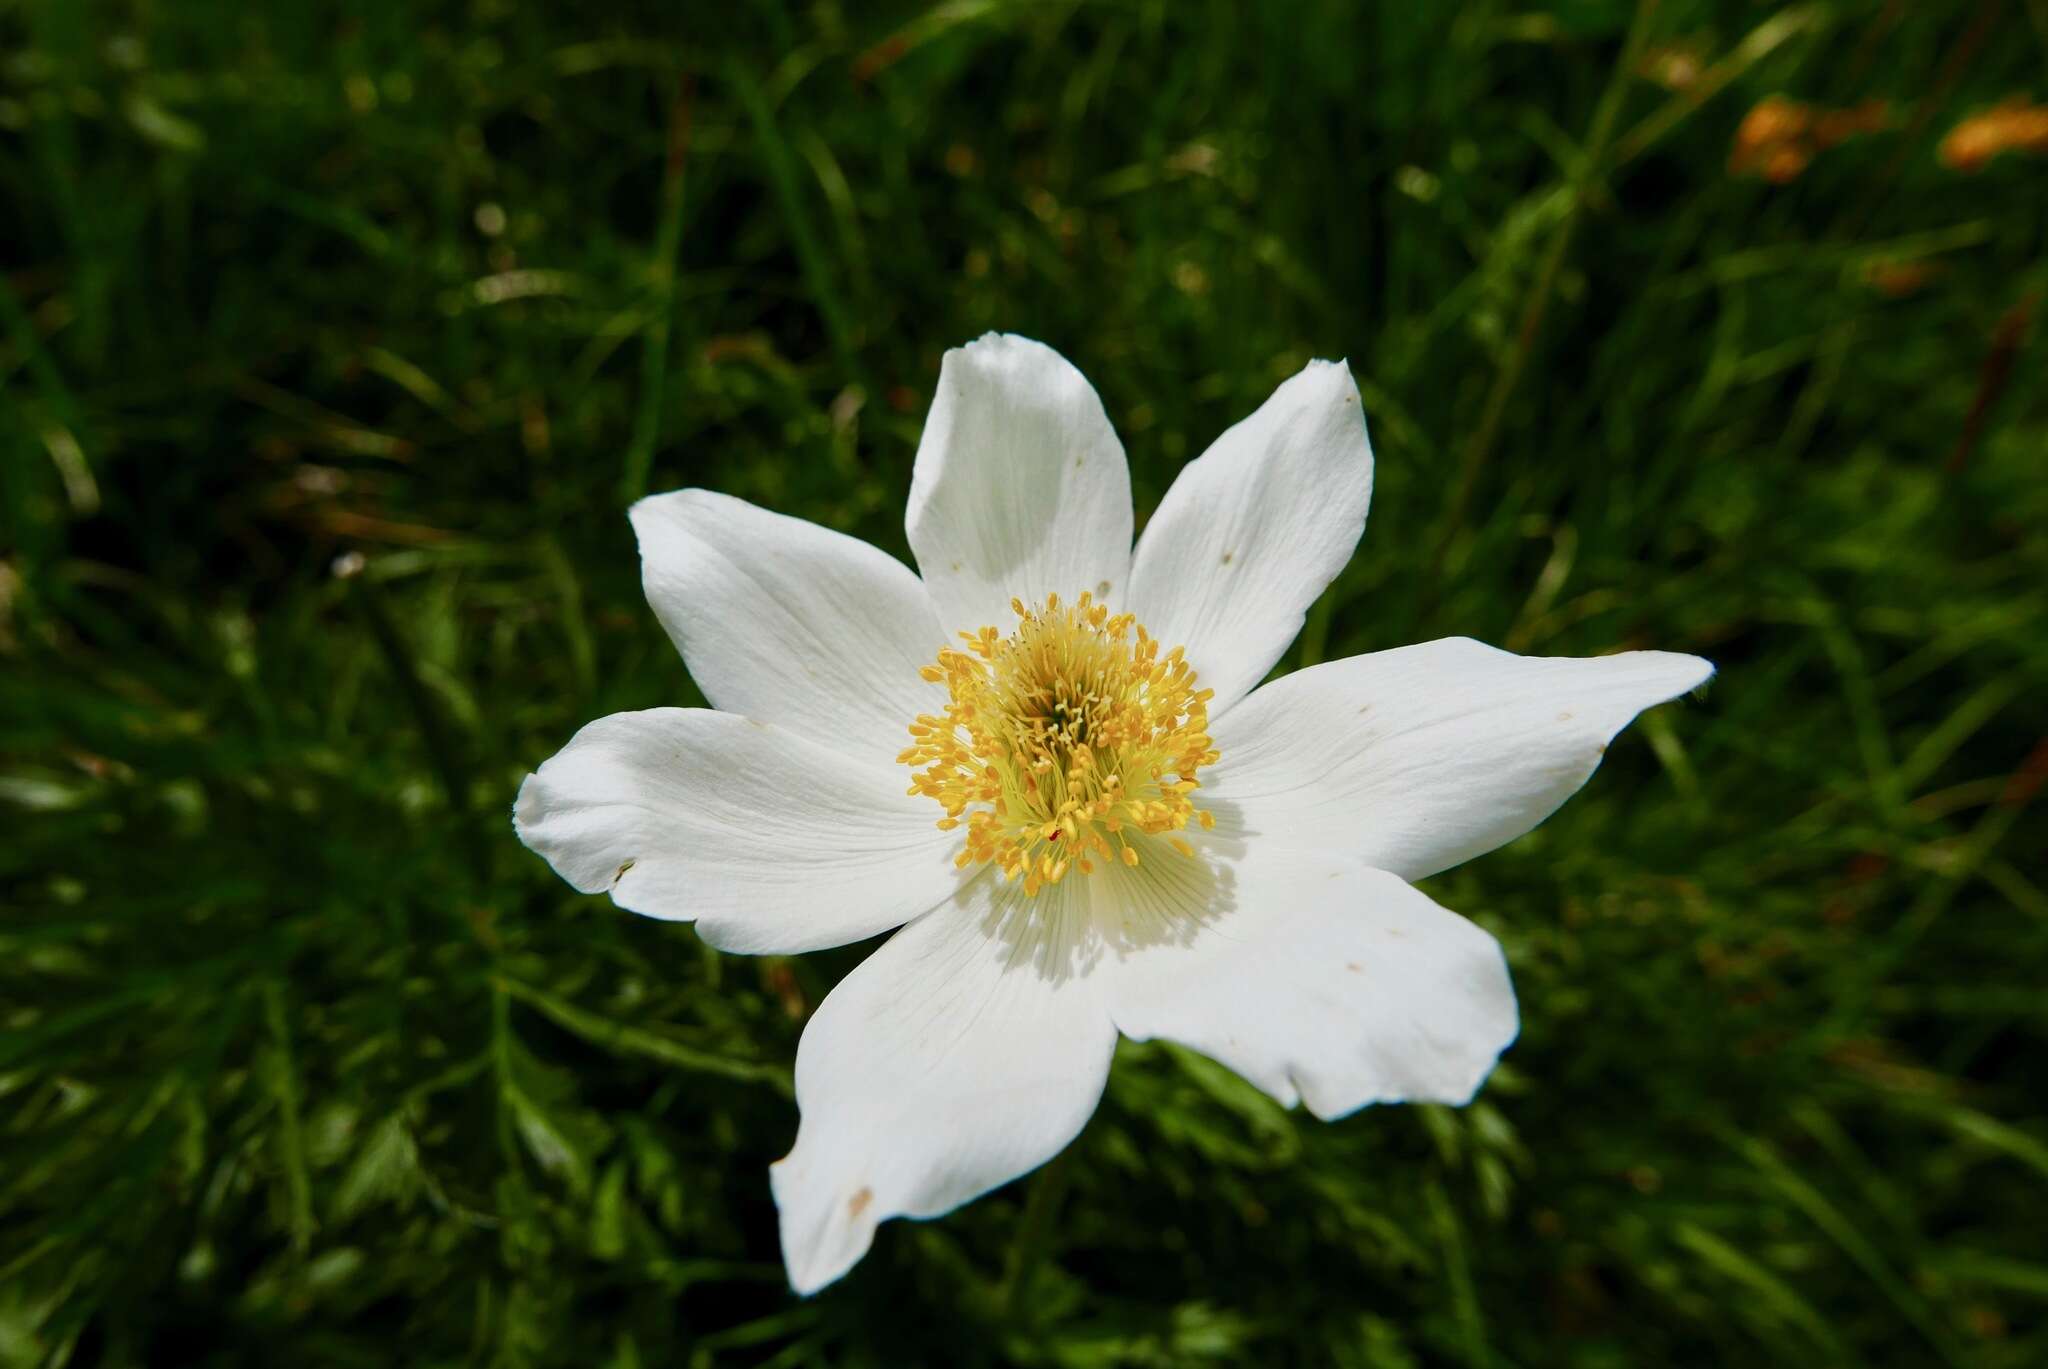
[3,0,2045,1364]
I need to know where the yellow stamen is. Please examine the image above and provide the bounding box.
[900,591,1214,894]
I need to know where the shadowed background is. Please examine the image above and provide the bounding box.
[4,1,2046,1365]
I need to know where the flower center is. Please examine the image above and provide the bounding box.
[900,591,1218,895]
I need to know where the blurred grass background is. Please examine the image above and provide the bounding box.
[4,0,2046,1364]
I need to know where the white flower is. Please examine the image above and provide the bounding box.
[514,334,1712,1294]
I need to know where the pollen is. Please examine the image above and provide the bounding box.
[899,591,1217,895]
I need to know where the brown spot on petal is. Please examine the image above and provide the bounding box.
[849,1186,873,1218]
[1346,962,1364,973]
[1557,711,1573,722]
[1220,550,1235,566]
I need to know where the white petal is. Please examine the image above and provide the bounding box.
[1208,638,1714,881]
[771,871,1113,1295]
[513,709,961,954]
[1125,360,1372,715]
[905,334,1133,635]
[1104,842,1516,1120]
[630,490,946,768]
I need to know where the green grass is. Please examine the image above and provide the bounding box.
[4,1,2046,1364]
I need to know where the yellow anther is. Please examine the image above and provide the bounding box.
[898,591,1215,895]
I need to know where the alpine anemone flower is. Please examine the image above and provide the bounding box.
[514,334,1712,1294]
